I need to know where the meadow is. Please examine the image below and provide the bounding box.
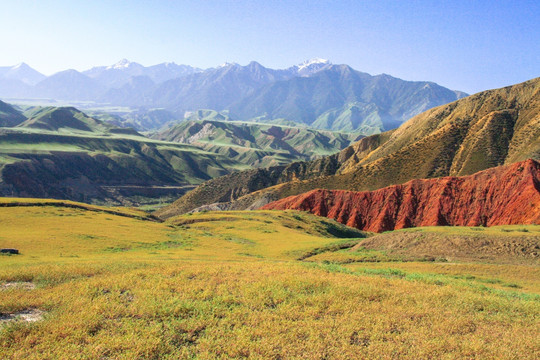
[0,200,538,359]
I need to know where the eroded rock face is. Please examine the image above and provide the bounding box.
[261,160,540,232]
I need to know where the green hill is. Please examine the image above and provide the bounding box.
[153,119,362,167]
[0,107,249,205]
[157,77,540,218]
[17,106,132,134]
[0,100,26,127]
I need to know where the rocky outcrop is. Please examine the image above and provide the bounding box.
[261,160,540,232]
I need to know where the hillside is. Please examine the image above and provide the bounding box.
[17,106,135,134]
[153,119,362,167]
[1,199,538,358]
[0,107,247,205]
[0,100,25,127]
[262,160,540,232]
[157,77,540,218]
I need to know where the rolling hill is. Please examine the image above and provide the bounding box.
[156,77,540,218]
[0,104,364,205]
[0,100,25,127]
[0,106,247,205]
[152,119,363,167]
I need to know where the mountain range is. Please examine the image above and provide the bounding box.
[0,59,467,133]
[156,77,540,218]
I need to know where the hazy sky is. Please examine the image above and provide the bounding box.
[1,0,538,94]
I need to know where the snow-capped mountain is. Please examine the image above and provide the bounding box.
[83,59,201,88]
[0,63,46,85]
[217,62,240,68]
[105,58,143,71]
[0,58,467,133]
[288,58,332,76]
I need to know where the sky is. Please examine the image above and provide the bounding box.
[0,0,538,94]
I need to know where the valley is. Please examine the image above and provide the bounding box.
[0,102,364,205]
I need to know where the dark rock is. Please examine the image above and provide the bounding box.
[0,249,19,254]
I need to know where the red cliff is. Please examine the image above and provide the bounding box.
[261,160,540,232]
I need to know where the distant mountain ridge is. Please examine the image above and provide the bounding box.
[0,63,46,85]
[0,59,467,133]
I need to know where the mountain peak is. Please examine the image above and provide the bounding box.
[291,58,332,76]
[107,59,139,70]
[297,58,330,69]
[217,62,239,68]
[12,62,30,70]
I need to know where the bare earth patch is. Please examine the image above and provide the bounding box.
[0,309,45,325]
[0,282,36,290]
[356,232,540,264]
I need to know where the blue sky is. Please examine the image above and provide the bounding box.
[1,0,538,93]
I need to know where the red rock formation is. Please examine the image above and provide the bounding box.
[261,159,540,232]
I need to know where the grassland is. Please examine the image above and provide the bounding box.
[0,200,538,359]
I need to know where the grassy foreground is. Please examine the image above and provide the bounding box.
[0,200,538,359]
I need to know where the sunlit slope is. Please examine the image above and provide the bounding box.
[0,200,538,359]
[0,199,367,262]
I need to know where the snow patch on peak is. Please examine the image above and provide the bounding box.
[290,58,332,76]
[217,62,239,68]
[107,59,135,70]
[12,62,27,69]
[297,58,330,70]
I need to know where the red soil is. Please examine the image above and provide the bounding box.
[261,160,540,232]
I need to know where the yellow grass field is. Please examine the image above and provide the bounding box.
[0,200,538,359]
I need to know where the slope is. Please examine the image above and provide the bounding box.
[156,77,540,218]
[0,107,247,205]
[17,106,133,134]
[0,199,538,358]
[0,100,26,127]
[153,119,363,167]
[229,65,466,131]
[262,159,540,232]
